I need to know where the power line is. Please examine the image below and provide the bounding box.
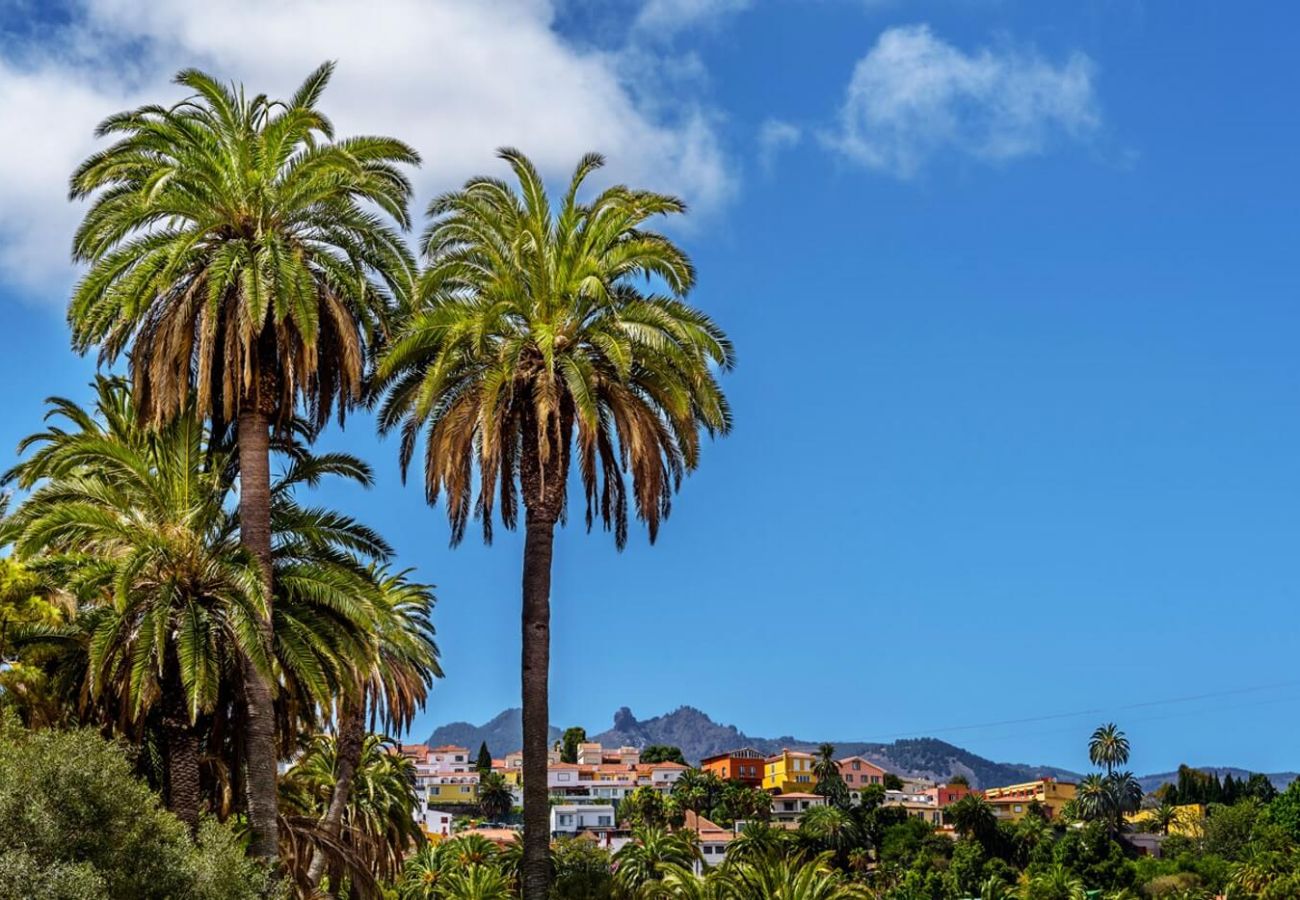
[851,679,1300,744]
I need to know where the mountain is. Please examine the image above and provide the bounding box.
[425,705,1079,788]
[591,706,1082,789]
[426,708,561,755]
[1136,767,1298,794]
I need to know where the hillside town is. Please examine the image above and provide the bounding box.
[398,737,1077,853]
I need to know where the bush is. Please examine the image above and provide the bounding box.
[0,719,271,899]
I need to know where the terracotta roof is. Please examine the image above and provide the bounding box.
[773,792,824,800]
[683,811,735,843]
[430,745,468,753]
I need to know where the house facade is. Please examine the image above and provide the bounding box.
[837,756,887,789]
[982,779,1077,821]
[701,748,765,787]
[763,749,816,793]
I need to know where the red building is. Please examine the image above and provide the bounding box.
[700,747,765,787]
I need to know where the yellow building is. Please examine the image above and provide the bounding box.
[982,779,1076,821]
[425,778,479,803]
[763,749,816,793]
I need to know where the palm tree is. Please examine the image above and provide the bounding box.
[726,821,795,867]
[718,853,871,899]
[375,148,732,897]
[1022,864,1087,900]
[68,62,417,860]
[946,793,997,841]
[436,865,514,900]
[1074,774,1116,827]
[811,744,847,809]
[4,379,267,830]
[306,566,440,888]
[797,805,861,868]
[280,733,425,897]
[612,826,701,896]
[1144,801,1179,835]
[1088,723,1130,775]
[478,771,514,821]
[4,378,404,835]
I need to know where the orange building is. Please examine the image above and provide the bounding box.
[700,747,765,787]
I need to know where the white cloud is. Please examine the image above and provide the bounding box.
[635,0,752,35]
[757,119,802,172]
[825,24,1100,178]
[0,0,736,299]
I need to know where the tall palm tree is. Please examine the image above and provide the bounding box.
[67,62,417,860]
[375,148,732,896]
[1088,723,1130,775]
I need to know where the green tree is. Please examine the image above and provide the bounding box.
[550,837,614,899]
[476,741,494,776]
[1246,773,1280,803]
[1088,723,1131,775]
[67,62,418,862]
[478,771,515,821]
[562,726,587,764]
[375,149,732,898]
[946,793,998,842]
[812,743,849,810]
[642,745,688,765]
[882,773,904,791]
[0,716,270,899]
[1269,779,1300,842]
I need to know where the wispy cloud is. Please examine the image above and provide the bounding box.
[0,0,736,299]
[634,0,753,35]
[823,24,1100,178]
[757,119,802,172]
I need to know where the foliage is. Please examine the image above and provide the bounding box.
[642,745,688,765]
[478,772,514,821]
[561,727,587,764]
[0,717,270,899]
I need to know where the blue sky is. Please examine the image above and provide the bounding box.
[1,0,1298,777]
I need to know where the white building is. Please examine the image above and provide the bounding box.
[771,792,826,824]
[550,803,616,836]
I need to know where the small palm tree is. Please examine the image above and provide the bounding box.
[306,567,441,888]
[376,149,732,897]
[1075,774,1116,827]
[1144,801,1179,835]
[812,744,848,809]
[478,771,514,821]
[718,852,871,899]
[436,864,514,900]
[68,62,418,860]
[946,793,997,841]
[279,733,424,895]
[612,826,701,895]
[1023,864,1087,900]
[1088,723,1130,775]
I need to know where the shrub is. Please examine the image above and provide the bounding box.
[0,719,271,899]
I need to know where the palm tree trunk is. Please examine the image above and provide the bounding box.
[238,407,280,864]
[520,509,555,900]
[162,686,202,834]
[305,696,366,888]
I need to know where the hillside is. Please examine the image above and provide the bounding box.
[426,708,561,755]
[1136,767,1298,794]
